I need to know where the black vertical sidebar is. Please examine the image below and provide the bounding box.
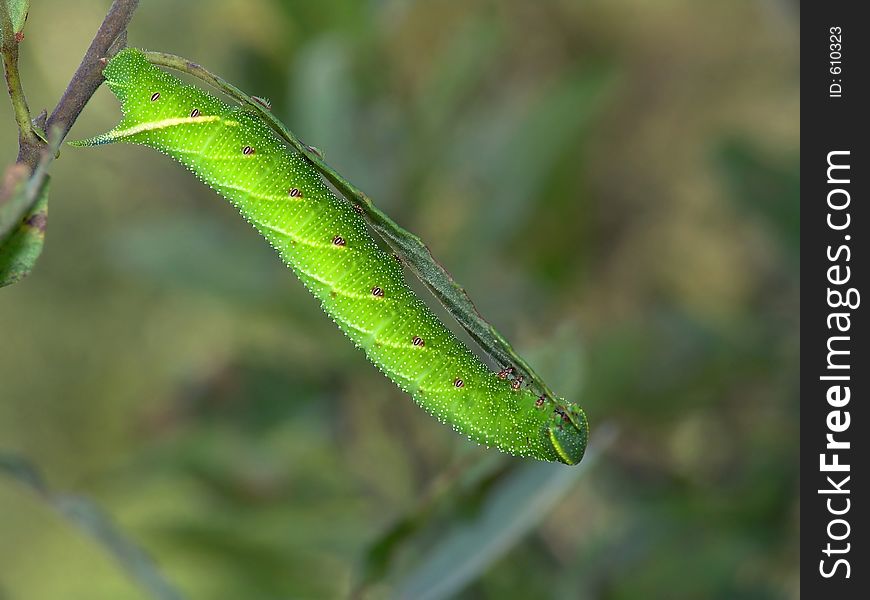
[802,2,867,596]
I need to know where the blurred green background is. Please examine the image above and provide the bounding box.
[1,0,799,598]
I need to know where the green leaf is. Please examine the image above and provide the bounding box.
[0,167,48,288]
[1,130,60,288]
[0,0,29,43]
[0,162,30,240]
[0,453,186,600]
[354,453,509,594]
[392,425,615,600]
[354,332,592,593]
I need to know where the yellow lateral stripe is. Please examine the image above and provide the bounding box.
[332,312,409,351]
[213,181,289,204]
[257,222,334,249]
[294,260,393,302]
[294,262,376,301]
[110,115,224,138]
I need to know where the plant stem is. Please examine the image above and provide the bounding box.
[2,0,141,288]
[143,50,561,404]
[45,0,138,143]
[1,16,36,149]
[11,0,139,168]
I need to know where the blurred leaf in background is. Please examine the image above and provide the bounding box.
[0,172,48,287]
[1,0,798,598]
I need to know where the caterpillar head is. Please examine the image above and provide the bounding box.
[547,402,589,465]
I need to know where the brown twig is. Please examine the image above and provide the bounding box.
[16,0,139,167]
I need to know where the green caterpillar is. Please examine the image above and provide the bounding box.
[74,48,588,465]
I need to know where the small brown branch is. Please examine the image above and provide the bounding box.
[16,0,139,167]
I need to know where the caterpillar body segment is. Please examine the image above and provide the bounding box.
[74,49,588,465]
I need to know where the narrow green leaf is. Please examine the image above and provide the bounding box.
[355,332,591,593]
[0,0,28,43]
[0,453,186,600]
[393,425,615,600]
[0,174,48,287]
[0,162,30,240]
[0,130,61,288]
[354,453,509,594]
